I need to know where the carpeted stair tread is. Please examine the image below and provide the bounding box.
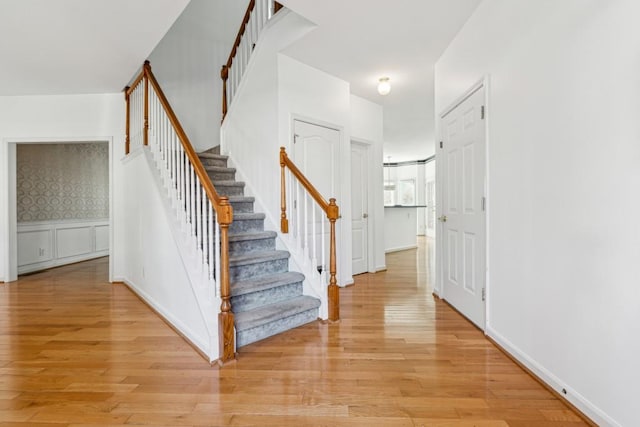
[195,147,319,348]
[200,146,221,155]
[228,230,277,242]
[235,296,320,332]
[204,165,236,173]
[233,212,265,221]
[199,152,228,160]
[231,271,304,297]
[212,180,244,187]
[227,195,254,203]
[229,250,290,267]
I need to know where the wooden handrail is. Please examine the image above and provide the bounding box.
[279,147,340,321]
[225,0,256,72]
[143,62,232,222]
[124,61,235,364]
[221,0,284,122]
[279,148,335,215]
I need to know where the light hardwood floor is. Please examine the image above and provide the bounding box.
[0,240,587,426]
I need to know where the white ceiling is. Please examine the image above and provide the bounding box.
[0,0,481,162]
[281,0,481,162]
[0,0,189,96]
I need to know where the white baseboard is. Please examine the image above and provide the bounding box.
[385,244,417,254]
[121,277,211,362]
[486,326,619,427]
[18,251,108,274]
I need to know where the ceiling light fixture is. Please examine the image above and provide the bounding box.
[377,77,391,95]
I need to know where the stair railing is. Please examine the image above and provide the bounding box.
[221,0,283,121]
[279,147,340,321]
[125,61,236,364]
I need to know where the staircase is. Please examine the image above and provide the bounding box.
[198,147,321,348]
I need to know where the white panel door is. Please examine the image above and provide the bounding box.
[292,120,340,269]
[293,120,338,200]
[351,142,368,275]
[440,85,486,329]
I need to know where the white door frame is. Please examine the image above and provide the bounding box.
[2,136,115,283]
[435,76,490,329]
[350,138,376,274]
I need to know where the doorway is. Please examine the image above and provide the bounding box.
[350,141,369,275]
[291,118,341,277]
[4,138,114,282]
[438,82,487,329]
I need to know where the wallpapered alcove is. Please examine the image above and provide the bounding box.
[16,142,110,273]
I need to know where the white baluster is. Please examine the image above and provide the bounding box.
[215,221,221,296]
[187,163,195,236]
[202,189,208,267]
[201,186,206,264]
[149,92,155,155]
[304,192,309,261]
[177,144,183,220]
[244,34,250,70]
[162,117,168,180]
[248,13,254,52]
[312,201,317,273]
[208,201,214,280]
[170,133,175,191]
[321,215,326,276]
[202,187,207,264]
[173,134,178,200]
[196,176,203,260]
[131,88,135,148]
[296,181,301,250]
[181,148,187,222]
[256,0,263,34]
[155,92,160,156]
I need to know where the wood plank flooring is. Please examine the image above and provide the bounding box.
[0,241,587,426]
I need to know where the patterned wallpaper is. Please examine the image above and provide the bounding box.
[17,143,109,222]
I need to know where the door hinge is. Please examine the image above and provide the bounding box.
[480,105,485,120]
[439,141,443,149]
[482,287,486,301]
[293,133,299,143]
[481,196,486,211]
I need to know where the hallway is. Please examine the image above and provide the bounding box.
[0,244,587,426]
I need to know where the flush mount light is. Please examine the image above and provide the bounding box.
[377,77,391,95]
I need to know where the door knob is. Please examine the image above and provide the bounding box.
[362,213,368,218]
[438,215,447,222]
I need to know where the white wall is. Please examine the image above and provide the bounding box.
[435,1,640,425]
[384,208,417,253]
[147,0,249,151]
[116,149,213,358]
[17,219,109,274]
[278,54,353,284]
[0,93,124,282]
[350,95,385,271]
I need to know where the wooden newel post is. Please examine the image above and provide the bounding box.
[217,198,236,363]
[143,61,150,147]
[280,147,289,233]
[221,65,229,122]
[124,86,130,155]
[327,198,340,322]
